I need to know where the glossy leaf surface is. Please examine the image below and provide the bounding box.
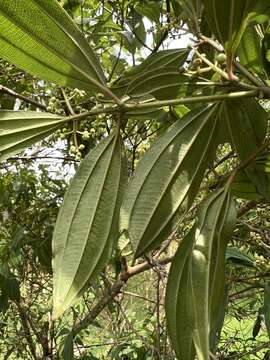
[53,132,127,318]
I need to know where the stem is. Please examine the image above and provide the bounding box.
[16,301,38,360]
[72,255,173,336]
[67,90,258,123]
[0,84,46,110]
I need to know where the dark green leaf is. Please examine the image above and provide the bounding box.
[125,68,209,100]
[202,1,255,54]
[53,132,127,317]
[111,48,190,97]
[135,1,161,23]
[222,98,268,197]
[120,104,221,258]
[226,247,254,267]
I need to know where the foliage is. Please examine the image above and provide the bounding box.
[0,0,270,359]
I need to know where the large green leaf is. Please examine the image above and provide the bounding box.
[202,1,257,79]
[0,0,106,93]
[238,24,266,76]
[53,132,127,318]
[232,171,270,200]
[165,187,236,360]
[262,27,270,77]
[0,111,65,162]
[125,68,209,100]
[222,98,268,197]
[225,247,254,267]
[120,104,221,258]
[111,48,190,97]
[202,1,255,54]
[165,228,197,360]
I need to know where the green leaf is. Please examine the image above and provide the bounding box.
[262,27,270,77]
[53,132,127,318]
[232,171,270,200]
[226,247,254,267]
[165,188,236,360]
[263,281,270,339]
[125,68,209,100]
[249,1,270,24]
[165,228,196,359]
[238,24,266,76]
[120,104,221,258]
[202,1,255,54]
[0,0,106,93]
[111,48,189,97]
[222,98,268,197]
[63,331,74,360]
[135,1,161,23]
[0,111,65,162]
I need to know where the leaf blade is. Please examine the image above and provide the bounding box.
[0,0,106,93]
[0,110,65,161]
[53,132,127,317]
[120,104,220,258]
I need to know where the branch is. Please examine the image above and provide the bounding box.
[0,84,47,110]
[16,301,38,360]
[72,255,173,336]
[67,89,259,124]
[224,341,270,359]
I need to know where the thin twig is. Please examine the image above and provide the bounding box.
[0,84,46,110]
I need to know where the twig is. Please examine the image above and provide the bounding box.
[0,84,46,110]
[72,255,173,336]
[224,341,270,359]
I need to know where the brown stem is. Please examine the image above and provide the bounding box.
[72,255,173,336]
[0,84,46,110]
[15,301,38,360]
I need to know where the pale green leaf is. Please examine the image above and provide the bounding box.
[0,111,65,162]
[63,331,74,360]
[238,24,266,76]
[53,132,127,318]
[120,104,221,258]
[0,0,106,93]
[166,187,236,360]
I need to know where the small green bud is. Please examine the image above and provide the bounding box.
[216,53,227,64]
[70,145,77,154]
